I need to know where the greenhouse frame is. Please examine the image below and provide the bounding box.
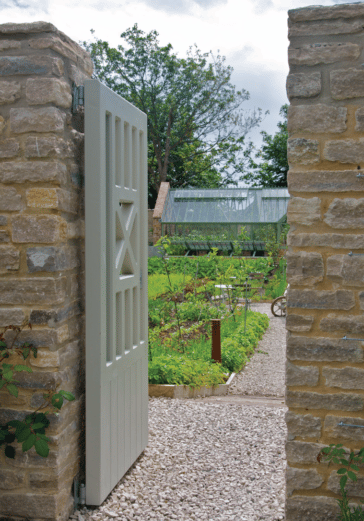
[159,187,290,255]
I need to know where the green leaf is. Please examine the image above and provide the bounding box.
[52,394,63,409]
[0,379,6,390]
[6,383,18,397]
[16,426,31,443]
[31,423,45,431]
[34,437,49,458]
[22,433,36,452]
[0,340,7,348]
[350,464,360,471]
[58,390,75,401]
[347,471,358,482]
[14,364,32,373]
[22,347,30,360]
[340,475,348,489]
[337,468,347,475]
[4,445,15,459]
[3,370,13,382]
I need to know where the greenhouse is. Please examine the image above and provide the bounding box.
[160,187,290,255]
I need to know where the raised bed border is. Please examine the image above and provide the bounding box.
[148,372,236,399]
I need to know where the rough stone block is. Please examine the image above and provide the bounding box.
[4,327,67,349]
[288,104,347,134]
[287,288,355,311]
[285,411,321,439]
[287,335,363,362]
[0,277,67,305]
[26,188,78,214]
[29,348,60,369]
[0,231,9,242]
[287,138,319,165]
[286,72,321,99]
[69,64,90,86]
[25,136,71,159]
[30,301,82,326]
[0,161,67,184]
[0,40,21,51]
[286,251,324,285]
[288,42,360,66]
[288,170,364,192]
[287,232,364,249]
[0,80,20,104]
[0,215,7,225]
[286,361,319,387]
[0,469,26,490]
[327,255,364,286]
[324,198,364,229]
[30,35,93,75]
[324,139,364,163]
[286,390,363,411]
[286,466,323,496]
[11,215,67,243]
[288,19,364,37]
[10,107,64,134]
[286,441,326,464]
[0,308,24,326]
[355,108,364,131]
[286,313,314,332]
[0,187,22,211]
[289,4,364,21]
[287,197,321,226]
[323,367,364,390]
[331,69,364,100]
[285,495,339,521]
[27,246,79,273]
[0,246,19,272]
[0,115,5,133]
[0,55,63,77]
[320,313,364,334]
[14,369,63,390]
[0,138,20,158]
[26,78,72,108]
[324,415,364,441]
[328,472,364,497]
[0,492,59,519]
[67,219,85,239]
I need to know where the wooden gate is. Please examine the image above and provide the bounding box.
[84,79,148,506]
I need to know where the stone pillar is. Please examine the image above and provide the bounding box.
[152,182,170,244]
[286,4,364,519]
[0,22,91,521]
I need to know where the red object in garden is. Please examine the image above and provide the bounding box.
[211,319,221,363]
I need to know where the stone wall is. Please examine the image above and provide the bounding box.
[286,4,364,519]
[0,22,91,521]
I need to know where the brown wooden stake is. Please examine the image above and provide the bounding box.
[211,319,221,363]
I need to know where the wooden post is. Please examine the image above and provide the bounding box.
[211,319,221,363]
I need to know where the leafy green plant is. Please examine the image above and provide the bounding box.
[0,323,75,459]
[318,444,364,520]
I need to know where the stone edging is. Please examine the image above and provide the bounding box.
[148,372,236,399]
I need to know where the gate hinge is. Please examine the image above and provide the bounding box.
[72,84,84,113]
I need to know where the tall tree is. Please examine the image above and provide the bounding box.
[83,25,265,206]
[240,104,288,188]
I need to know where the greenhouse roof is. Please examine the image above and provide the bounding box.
[161,188,290,224]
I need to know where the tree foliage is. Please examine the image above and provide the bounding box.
[240,104,288,188]
[82,25,265,206]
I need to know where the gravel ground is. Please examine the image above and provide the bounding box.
[229,303,286,398]
[72,304,287,521]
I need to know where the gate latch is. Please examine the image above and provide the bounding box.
[72,85,84,113]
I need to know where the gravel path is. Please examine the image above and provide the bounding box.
[229,303,286,398]
[73,304,287,521]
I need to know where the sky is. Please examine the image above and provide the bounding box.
[0,0,356,150]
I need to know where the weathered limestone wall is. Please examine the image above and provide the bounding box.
[286,4,364,519]
[0,22,92,521]
[152,181,170,244]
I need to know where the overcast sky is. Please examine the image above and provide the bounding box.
[0,0,355,149]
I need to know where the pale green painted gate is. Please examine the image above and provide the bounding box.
[84,79,148,506]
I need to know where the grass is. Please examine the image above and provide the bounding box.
[148,272,192,299]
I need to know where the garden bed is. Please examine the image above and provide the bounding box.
[148,372,236,399]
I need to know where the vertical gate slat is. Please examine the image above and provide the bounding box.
[85,79,148,506]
